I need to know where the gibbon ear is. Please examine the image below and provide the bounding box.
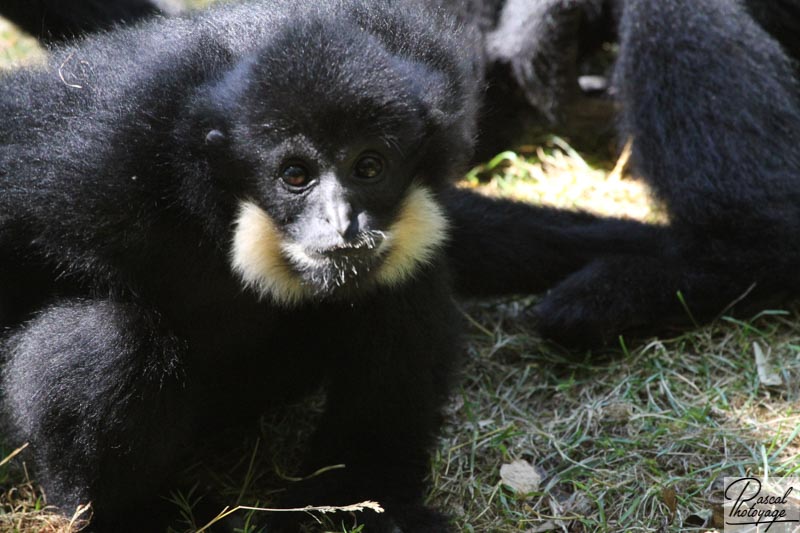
[182,84,234,157]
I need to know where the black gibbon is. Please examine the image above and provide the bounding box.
[3,1,796,347]
[444,0,800,344]
[0,0,656,530]
[1,0,800,530]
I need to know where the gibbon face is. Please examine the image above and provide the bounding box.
[199,27,456,305]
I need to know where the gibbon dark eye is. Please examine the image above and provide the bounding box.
[281,164,311,187]
[354,155,384,179]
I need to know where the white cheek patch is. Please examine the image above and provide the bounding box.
[375,184,449,287]
[230,201,311,306]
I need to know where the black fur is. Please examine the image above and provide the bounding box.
[441,0,800,345]
[6,0,796,348]
[3,0,800,527]
[0,1,671,528]
[0,2,484,530]
[0,0,172,43]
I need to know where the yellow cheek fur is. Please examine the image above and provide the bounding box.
[229,184,449,304]
[229,202,311,306]
[375,185,449,287]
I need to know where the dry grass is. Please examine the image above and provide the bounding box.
[432,300,800,532]
[1,8,799,533]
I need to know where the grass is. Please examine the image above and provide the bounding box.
[433,303,800,532]
[1,7,800,533]
[0,20,41,68]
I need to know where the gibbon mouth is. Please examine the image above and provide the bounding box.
[305,231,387,260]
[280,231,389,287]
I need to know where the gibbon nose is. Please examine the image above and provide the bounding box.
[322,181,359,241]
[326,202,356,238]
